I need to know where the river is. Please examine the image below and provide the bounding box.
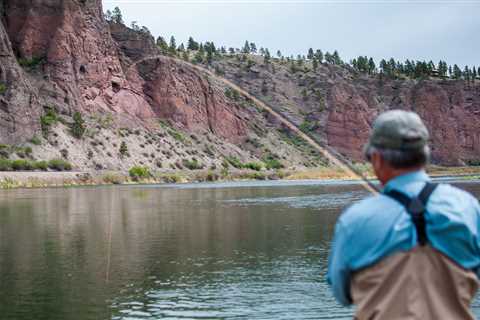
[0,179,479,319]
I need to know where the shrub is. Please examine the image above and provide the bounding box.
[243,162,263,171]
[225,156,243,169]
[18,56,44,69]
[29,136,42,145]
[182,158,204,170]
[40,107,58,137]
[0,159,12,171]
[102,173,124,185]
[168,129,186,143]
[129,166,151,181]
[34,161,49,171]
[0,83,6,95]
[12,159,34,171]
[119,141,129,157]
[264,158,284,170]
[71,112,86,139]
[0,144,10,158]
[48,159,72,171]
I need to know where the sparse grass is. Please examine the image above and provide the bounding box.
[102,173,125,185]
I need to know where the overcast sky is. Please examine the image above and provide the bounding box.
[102,0,480,67]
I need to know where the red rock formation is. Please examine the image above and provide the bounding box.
[0,16,41,144]
[1,0,248,145]
[326,80,480,165]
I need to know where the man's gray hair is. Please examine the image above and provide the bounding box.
[365,145,431,169]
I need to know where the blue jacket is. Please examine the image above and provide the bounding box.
[327,170,480,306]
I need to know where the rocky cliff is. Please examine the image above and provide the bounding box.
[0,0,478,172]
[209,56,480,165]
[0,0,320,172]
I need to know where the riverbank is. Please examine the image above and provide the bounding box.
[0,165,478,189]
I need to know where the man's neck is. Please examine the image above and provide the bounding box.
[381,166,424,186]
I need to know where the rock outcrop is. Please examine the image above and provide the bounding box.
[211,57,480,166]
[0,14,41,144]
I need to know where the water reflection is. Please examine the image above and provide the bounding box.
[0,180,478,319]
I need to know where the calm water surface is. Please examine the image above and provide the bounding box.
[0,179,479,319]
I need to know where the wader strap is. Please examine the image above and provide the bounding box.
[384,183,438,246]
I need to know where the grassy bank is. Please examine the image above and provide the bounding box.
[0,165,478,189]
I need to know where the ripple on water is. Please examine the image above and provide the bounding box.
[223,191,365,210]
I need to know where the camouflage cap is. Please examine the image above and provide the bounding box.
[365,110,429,152]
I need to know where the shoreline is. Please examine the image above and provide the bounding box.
[0,166,478,189]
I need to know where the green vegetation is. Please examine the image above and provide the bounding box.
[104,6,124,24]
[0,158,71,171]
[0,83,6,95]
[40,107,58,137]
[466,160,480,166]
[243,162,263,171]
[71,112,86,139]
[224,88,240,101]
[47,159,73,171]
[159,120,188,144]
[18,56,44,69]
[264,158,283,170]
[129,166,151,181]
[225,156,243,169]
[182,158,204,170]
[29,136,42,145]
[299,120,317,133]
[119,141,129,157]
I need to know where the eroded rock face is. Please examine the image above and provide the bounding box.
[0,17,41,144]
[0,0,248,145]
[135,57,248,143]
[326,80,480,165]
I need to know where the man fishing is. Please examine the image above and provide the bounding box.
[328,110,480,319]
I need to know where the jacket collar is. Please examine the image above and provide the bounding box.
[383,170,431,193]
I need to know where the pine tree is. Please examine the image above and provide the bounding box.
[315,49,323,63]
[307,48,314,60]
[264,49,271,64]
[473,67,477,81]
[187,37,199,50]
[250,42,257,53]
[277,50,282,58]
[112,6,123,24]
[464,66,470,81]
[453,64,462,79]
[104,10,112,21]
[169,36,177,55]
[71,112,85,139]
[312,58,318,71]
[332,50,342,65]
[178,43,185,52]
[368,58,376,74]
[243,41,250,54]
[156,36,168,53]
[324,52,333,64]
